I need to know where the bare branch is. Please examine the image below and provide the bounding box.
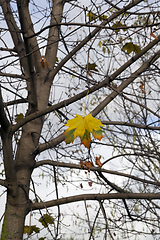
[0,179,8,188]
[0,72,26,79]
[17,0,38,111]
[31,193,160,211]
[102,121,160,131]
[4,99,28,107]
[0,87,10,130]
[46,0,64,71]
[99,201,114,240]
[26,22,160,39]
[34,134,65,154]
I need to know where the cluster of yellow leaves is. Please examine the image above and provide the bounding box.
[63,113,104,148]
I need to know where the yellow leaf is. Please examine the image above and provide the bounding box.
[63,113,104,148]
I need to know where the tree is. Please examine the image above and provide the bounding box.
[0,0,160,239]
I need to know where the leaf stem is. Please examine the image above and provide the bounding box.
[84,90,89,116]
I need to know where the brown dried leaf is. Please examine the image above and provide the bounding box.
[95,157,102,168]
[85,161,93,172]
[87,70,92,77]
[139,81,144,90]
[88,181,92,187]
[80,183,83,188]
[40,56,49,69]
[150,28,158,39]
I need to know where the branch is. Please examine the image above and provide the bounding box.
[0,87,10,130]
[0,47,17,53]
[98,172,135,221]
[34,134,65,154]
[17,0,38,111]
[30,193,160,211]
[4,99,28,107]
[11,34,160,135]
[26,22,160,39]
[0,179,8,188]
[1,85,30,105]
[0,87,17,194]
[98,201,114,240]
[17,0,41,72]
[1,130,17,197]
[0,72,26,79]
[92,47,160,116]
[34,160,160,187]
[1,0,28,73]
[102,121,160,131]
[50,0,144,79]
[104,0,160,15]
[45,0,64,70]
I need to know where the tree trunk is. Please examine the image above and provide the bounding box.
[1,119,43,240]
[1,189,30,240]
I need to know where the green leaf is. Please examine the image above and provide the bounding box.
[122,42,141,55]
[86,63,98,72]
[32,225,40,233]
[112,21,126,33]
[39,214,54,228]
[102,46,106,54]
[24,226,30,234]
[99,14,107,21]
[15,113,24,123]
[64,128,76,144]
[24,225,40,235]
[98,41,102,48]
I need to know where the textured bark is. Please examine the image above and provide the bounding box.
[0,0,64,239]
[1,190,30,240]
